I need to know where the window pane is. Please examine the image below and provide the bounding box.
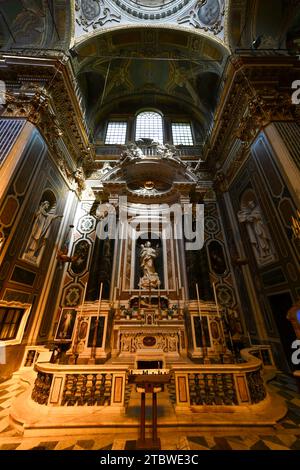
[172,123,193,146]
[136,111,163,143]
[0,307,23,340]
[105,122,127,144]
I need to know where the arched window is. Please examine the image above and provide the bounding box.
[135,111,163,143]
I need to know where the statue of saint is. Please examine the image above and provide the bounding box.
[140,241,158,276]
[238,200,274,262]
[24,201,63,260]
[139,241,161,289]
[73,167,85,192]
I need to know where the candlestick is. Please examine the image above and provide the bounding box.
[195,283,201,314]
[175,277,179,297]
[138,282,141,311]
[158,285,160,310]
[212,282,220,316]
[182,286,186,302]
[73,283,87,360]
[247,331,252,347]
[196,283,207,361]
[90,282,103,362]
[97,282,103,318]
[80,283,87,315]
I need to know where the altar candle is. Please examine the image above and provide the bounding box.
[97,282,103,318]
[80,283,87,316]
[195,283,201,313]
[212,282,220,316]
[138,283,141,311]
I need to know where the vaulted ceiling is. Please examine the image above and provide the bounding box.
[0,0,299,141]
[73,27,228,137]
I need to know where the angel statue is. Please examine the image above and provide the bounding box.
[139,241,161,289]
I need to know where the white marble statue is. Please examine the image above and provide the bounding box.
[24,201,63,260]
[139,241,161,289]
[120,143,143,162]
[238,200,274,263]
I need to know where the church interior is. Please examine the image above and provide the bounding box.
[0,0,300,452]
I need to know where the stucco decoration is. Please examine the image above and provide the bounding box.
[75,0,121,32]
[74,1,226,39]
[178,0,225,35]
[111,0,191,20]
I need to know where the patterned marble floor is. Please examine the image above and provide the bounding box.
[0,372,299,450]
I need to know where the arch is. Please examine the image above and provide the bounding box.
[73,25,229,138]
[73,23,230,54]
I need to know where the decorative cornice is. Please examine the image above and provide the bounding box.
[205,56,300,177]
[113,0,190,20]
[0,56,95,185]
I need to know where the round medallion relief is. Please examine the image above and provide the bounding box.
[198,0,220,25]
[143,336,157,347]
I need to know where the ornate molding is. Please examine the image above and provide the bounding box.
[178,0,225,35]
[235,91,294,143]
[112,0,190,20]
[120,331,180,353]
[0,57,95,187]
[75,0,121,31]
[205,56,300,174]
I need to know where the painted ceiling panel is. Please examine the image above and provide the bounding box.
[74,0,227,43]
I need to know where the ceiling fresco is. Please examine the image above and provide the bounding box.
[0,0,71,50]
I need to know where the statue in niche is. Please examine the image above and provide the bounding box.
[238,200,274,264]
[24,201,63,262]
[139,241,161,289]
